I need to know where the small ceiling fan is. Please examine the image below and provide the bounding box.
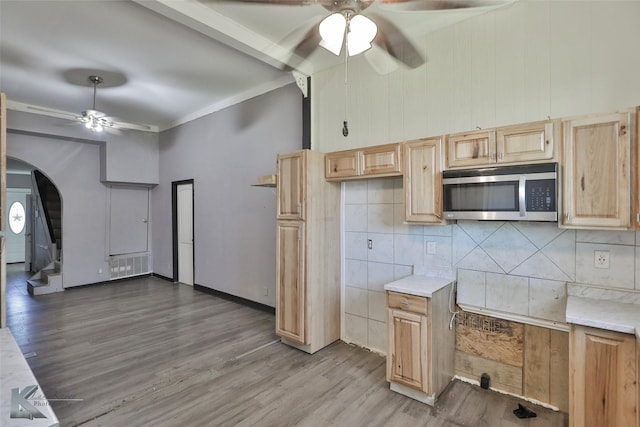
[28,75,152,133]
[207,0,504,70]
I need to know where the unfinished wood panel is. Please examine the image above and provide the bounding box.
[276,221,305,344]
[361,143,402,177]
[403,137,446,224]
[325,150,360,180]
[429,284,456,399]
[387,291,428,315]
[570,325,637,427]
[562,110,632,229]
[446,129,496,168]
[549,328,569,412]
[277,151,305,220]
[455,312,524,367]
[524,325,569,412]
[497,120,556,163]
[455,352,523,396]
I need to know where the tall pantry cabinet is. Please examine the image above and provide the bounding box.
[276,150,341,354]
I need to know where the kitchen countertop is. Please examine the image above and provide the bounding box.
[383,274,454,298]
[566,295,640,338]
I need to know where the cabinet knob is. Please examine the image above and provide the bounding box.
[401,299,409,308]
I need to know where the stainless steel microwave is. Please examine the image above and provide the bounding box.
[442,163,558,221]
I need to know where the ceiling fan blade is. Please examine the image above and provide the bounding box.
[377,0,507,11]
[281,21,322,71]
[200,0,330,5]
[364,45,400,75]
[104,119,153,132]
[25,105,82,121]
[368,12,425,69]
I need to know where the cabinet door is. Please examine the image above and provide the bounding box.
[570,325,637,427]
[387,308,429,393]
[562,111,632,229]
[361,143,402,177]
[276,221,306,344]
[325,150,360,180]
[497,121,555,163]
[404,138,444,223]
[446,129,496,168]
[277,151,305,220]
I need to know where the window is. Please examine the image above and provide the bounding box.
[9,201,26,234]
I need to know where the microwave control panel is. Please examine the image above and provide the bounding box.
[526,179,556,212]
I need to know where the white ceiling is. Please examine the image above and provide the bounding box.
[0,0,513,132]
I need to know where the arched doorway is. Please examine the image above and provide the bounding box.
[6,157,63,274]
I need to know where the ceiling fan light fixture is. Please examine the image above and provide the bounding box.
[319,13,346,56]
[347,15,377,56]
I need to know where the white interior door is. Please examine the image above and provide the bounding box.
[109,186,149,255]
[177,183,193,286]
[5,190,30,263]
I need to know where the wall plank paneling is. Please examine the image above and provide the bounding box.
[312,1,640,153]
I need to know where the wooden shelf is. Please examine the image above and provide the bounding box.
[252,174,277,187]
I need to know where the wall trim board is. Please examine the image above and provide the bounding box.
[152,273,175,283]
[194,284,275,315]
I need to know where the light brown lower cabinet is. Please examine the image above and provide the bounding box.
[570,324,638,427]
[386,286,455,405]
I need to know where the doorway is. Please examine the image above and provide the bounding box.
[6,189,30,264]
[172,180,194,286]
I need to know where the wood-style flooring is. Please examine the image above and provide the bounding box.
[6,264,568,426]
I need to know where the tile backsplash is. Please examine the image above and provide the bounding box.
[342,178,640,354]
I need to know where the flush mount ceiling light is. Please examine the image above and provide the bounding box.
[319,12,377,57]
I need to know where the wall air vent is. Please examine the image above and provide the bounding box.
[109,254,150,279]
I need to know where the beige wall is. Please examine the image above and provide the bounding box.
[312,0,640,152]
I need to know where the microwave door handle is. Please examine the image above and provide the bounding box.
[519,176,526,217]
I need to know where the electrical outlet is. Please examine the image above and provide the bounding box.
[263,287,269,297]
[427,241,436,255]
[594,250,610,269]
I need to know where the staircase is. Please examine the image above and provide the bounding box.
[27,261,63,295]
[28,170,64,294]
[34,170,62,254]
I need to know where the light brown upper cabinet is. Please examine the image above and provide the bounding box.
[497,121,556,164]
[403,137,446,224]
[561,110,633,229]
[325,143,401,181]
[446,129,495,168]
[277,151,305,220]
[446,121,556,169]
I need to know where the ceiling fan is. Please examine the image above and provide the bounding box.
[28,75,152,133]
[207,0,504,70]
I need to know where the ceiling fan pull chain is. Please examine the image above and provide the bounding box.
[343,37,349,137]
